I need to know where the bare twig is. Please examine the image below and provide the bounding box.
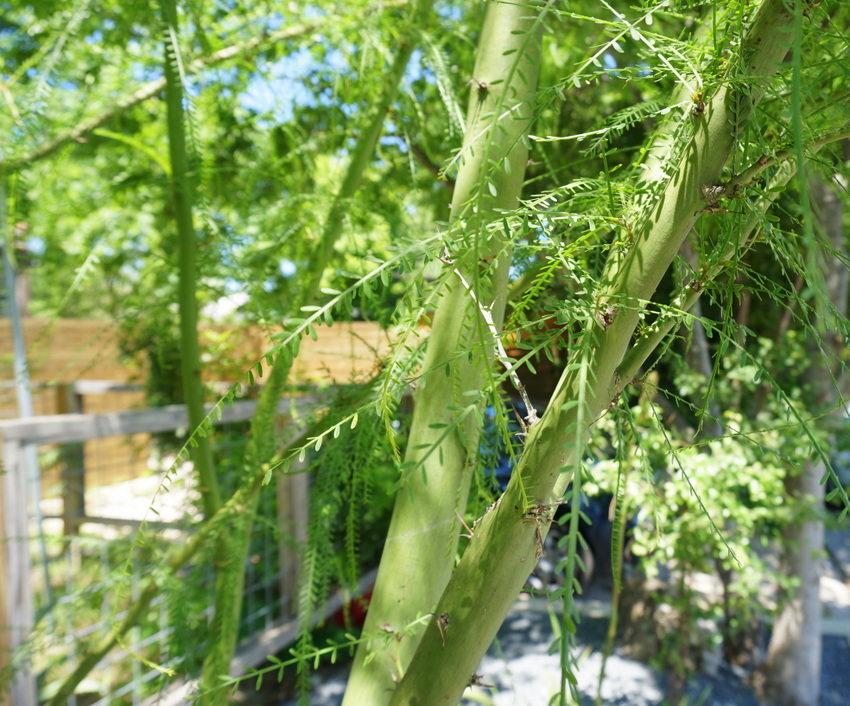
[455,510,474,539]
[409,142,455,188]
[451,267,539,430]
[725,124,850,191]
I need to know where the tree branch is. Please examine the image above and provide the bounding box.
[726,123,850,190]
[43,387,359,706]
[390,2,800,702]
[409,142,455,188]
[1,0,408,172]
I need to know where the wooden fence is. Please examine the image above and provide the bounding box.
[0,318,393,417]
[0,318,395,703]
[0,393,323,706]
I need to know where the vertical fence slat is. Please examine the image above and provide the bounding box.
[0,437,37,706]
[56,383,85,536]
[277,461,309,617]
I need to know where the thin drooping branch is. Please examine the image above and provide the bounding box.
[198,0,434,699]
[452,267,538,428]
[725,123,850,191]
[43,388,353,706]
[162,0,220,518]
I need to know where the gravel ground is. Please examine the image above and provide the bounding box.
[279,595,850,706]
[263,509,850,706]
[467,603,850,706]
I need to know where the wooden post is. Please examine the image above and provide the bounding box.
[56,383,85,536]
[276,412,309,618]
[0,437,37,706]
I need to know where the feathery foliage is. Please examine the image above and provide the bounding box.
[5,1,850,705]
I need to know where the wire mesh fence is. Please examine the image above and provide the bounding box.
[1,393,315,705]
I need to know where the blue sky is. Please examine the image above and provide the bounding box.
[238,44,426,126]
[238,45,347,123]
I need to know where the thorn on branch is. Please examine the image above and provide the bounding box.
[469,673,496,689]
[434,612,450,646]
[630,375,649,393]
[595,304,618,329]
[470,498,500,538]
[456,510,474,539]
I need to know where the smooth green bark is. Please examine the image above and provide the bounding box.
[343,4,545,703]
[389,2,796,703]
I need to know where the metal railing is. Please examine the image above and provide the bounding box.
[0,393,318,705]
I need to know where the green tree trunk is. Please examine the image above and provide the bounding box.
[382,3,796,703]
[343,4,544,703]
